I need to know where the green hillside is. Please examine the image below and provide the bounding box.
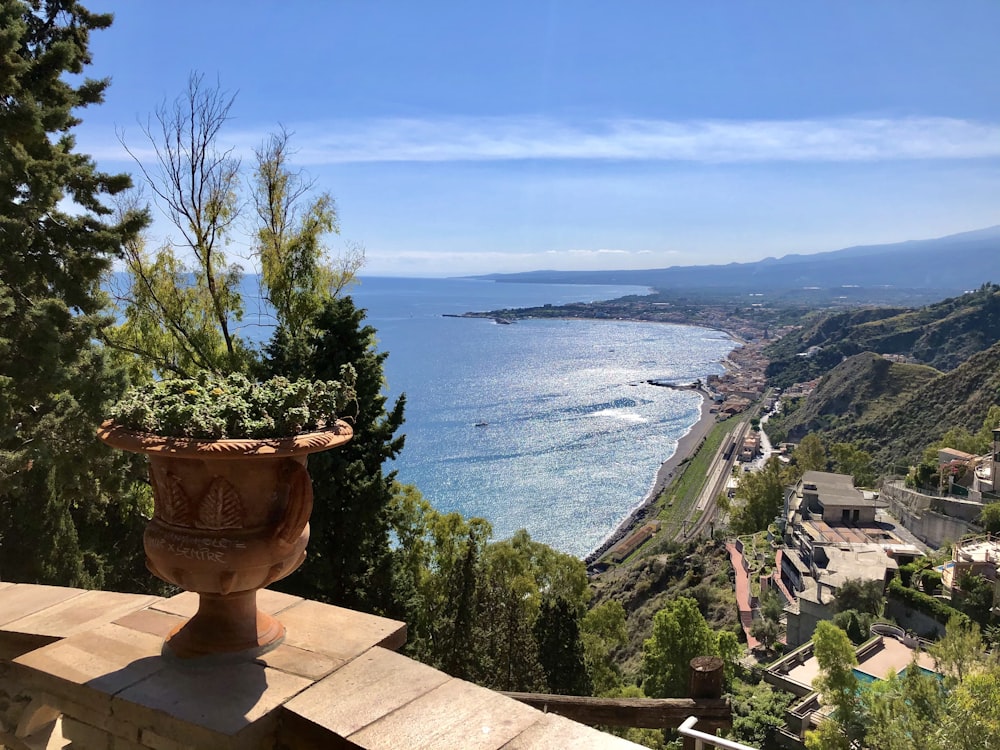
[765,284,1000,388]
[772,343,1000,471]
[842,341,1000,469]
[771,352,940,442]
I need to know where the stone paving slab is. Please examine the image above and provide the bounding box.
[500,713,644,749]
[3,591,160,638]
[0,585,87,629]
[147,588,302,618]
[112,608,186,639]
[283,646,451,738]
[112,658,311,744]
[349,676,541,750]
[253,641,339,681]
[5,584,646,750]
[278,599,407,660]
[13,622,165,713]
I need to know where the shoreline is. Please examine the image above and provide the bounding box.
[584,387,718,565]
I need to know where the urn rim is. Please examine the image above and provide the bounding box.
[97,419,353,458]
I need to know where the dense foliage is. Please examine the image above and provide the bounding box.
[727,458,789,534]
[110,371,356,438]
[807,618,1000,750]
[0,0,150,588]
[264,296,406,613]
[641,596,740,697]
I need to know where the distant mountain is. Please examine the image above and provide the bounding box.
[477,226,1000,295]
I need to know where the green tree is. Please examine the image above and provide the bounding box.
[266,295,407,613]
[834,577,884,617]
[751,615,782,652]
[937,663,1000,750]
[931,615,987,685]
[580,600,627,695]
[979,502,1000,533]
[729,458,788,534]
[642,597,732,698]
[251,127,363,334]
[476,539,547,691]
[727,680,794,749]
[534,597,592,695]
[113,73,250,376]
[863,664,946,750]
[0,0,149,588]
[795,433,827,474]
[975,405,1000,450]
[387,484,492,678]
[830,442,875,487]
[832,609,870,645]
[806,622,864,749]
[808,616,1000,750]
[956,572,995,627]
[752,590,785,651]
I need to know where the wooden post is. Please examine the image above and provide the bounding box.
[685,656,725,750]
[689,656,724,698]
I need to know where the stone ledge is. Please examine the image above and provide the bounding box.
[2,584,645,749]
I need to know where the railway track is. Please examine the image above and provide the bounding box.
[678,419,749,540]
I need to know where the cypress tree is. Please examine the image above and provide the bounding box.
[0,0,148,587]
[534,597,592,695]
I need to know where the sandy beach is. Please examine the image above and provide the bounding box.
[585,387,717,564]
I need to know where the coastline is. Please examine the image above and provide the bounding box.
[584,386,718,565]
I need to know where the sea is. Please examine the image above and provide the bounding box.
[335,277,736,558]
[133,273,736,558]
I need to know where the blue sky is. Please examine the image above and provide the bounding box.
[80,1,1000,276]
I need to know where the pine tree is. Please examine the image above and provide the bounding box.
[0,0,148,587]
[263,295,406,612]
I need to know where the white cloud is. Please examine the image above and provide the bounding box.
[88,115,1000,167]
[283,116,1000,164]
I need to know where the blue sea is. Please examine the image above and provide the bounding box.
[338,277,735,558]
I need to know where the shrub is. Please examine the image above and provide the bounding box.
[920,569,943,595]
[110,369,357,438]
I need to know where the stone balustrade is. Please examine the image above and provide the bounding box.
[0,583,646,749]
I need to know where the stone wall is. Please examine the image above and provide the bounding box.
[882,480,980,548]
[884,596,947,639]
[1,584,648,750]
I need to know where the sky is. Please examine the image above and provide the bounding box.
[78,1,1000,277]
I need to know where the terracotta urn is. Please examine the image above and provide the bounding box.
[98,419,352,659]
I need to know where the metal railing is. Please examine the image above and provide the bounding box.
[678,717,760,750]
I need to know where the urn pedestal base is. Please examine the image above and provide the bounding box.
[163,590,285,660]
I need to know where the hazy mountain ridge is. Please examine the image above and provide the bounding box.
[476,225,1000,294]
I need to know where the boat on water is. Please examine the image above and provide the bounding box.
[474,420,489,427]
[493,317,513,325]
